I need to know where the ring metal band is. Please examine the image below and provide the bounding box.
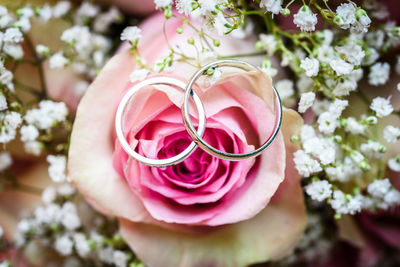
[182,59,282,161]
[115,77,206,167]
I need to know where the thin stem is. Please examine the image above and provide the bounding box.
[24,35,48,98]
[356,90,370,107]
[14,80,42,97]
[12,183,42,195]
[219,51,266,59]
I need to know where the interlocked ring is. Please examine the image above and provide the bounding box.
[182,59,282,161]
[115,76,206,167]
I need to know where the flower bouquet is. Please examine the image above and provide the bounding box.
[0,0,400,266]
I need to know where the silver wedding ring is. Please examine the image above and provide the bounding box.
[115,59,282,167]
[115,76,206,167]
[182,59,282,161]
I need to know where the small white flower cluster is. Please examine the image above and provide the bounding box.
[0,111,22,144]
[46,2,122,82]
[21,100,68,155]
[121,26,142,44]
[15,182,136,266]
[335,3,371,34]
[0,7,25,60]
[0,151,12,171]
[293,5,318,32]
[47,155,67,183]
[260,0,282,15]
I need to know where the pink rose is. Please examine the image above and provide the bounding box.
[68,13,306,266]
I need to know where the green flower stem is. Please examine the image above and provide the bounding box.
[24,35,48,99]
[13,80,42,98]
[219,51,266,59]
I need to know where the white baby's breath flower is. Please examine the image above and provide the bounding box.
[332,78,357,96]
[130,69,150,82]
[300,125,316,142]
[331,190,362,215]
[297,75,313,93]
[368,178,391,198]
[303,137,336,165]
[16,17,31,32]
[38,4,52,22]
[369,62,390,86]
[120,26,142,43]
[360,140,384,158]
[293,150,322,177]
[3,44,24,59]
[47,155,67,183]
[345,117,365,135]
[35,44,49,56]
[154,0,173,9]
[53,1,71,18]
[49,52,68,69]
[61,202,81,231]
[74,233,91,257]
[61,25,91,51]
[260,0,282,15]
[176,0,193,15]
[24,141,42,155]
[42,186,57,204]
[275,79,294,101]
[384,190,400,206]
[4,111,22,129]
[388,156,400,172]
[335,43,365,66]
[20,125,39,142]
[335,3,356,29]
[298,92,315,113]
[74,80,89,97]
[113,250,128,267]
[317,45,335,63]
[214,12,232,35]
[370,97,393,117]
[24,100,68,129]
[317,112,339,135]
[0,152,12,171]
[55,235,73,256]
[397,83,400,92]
[0,93,7,111]
[329,99,348,117]
[329,58,353,76]
[259,34,277,53]
[76,2,99,18]
[58,183,76,196]
[3,28,23,43]
[293,5,317,32]
[300,57,319,77]
[306,180,332,202]
[383,125,400,143]
[261,66,278,78]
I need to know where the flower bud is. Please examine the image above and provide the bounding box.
[213,39,220,47]
[333,135,342,143]
[365,116,377,125]
[290,135,299,142]
[392,27,400,37]
[355,8,371,27]
[281,8,290,16]
[340,118,347,128]
[176,27,184,34]
[255,41,264,50]
[378,145,387,153]
[359,160,371,172]
[187,37,194,45]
